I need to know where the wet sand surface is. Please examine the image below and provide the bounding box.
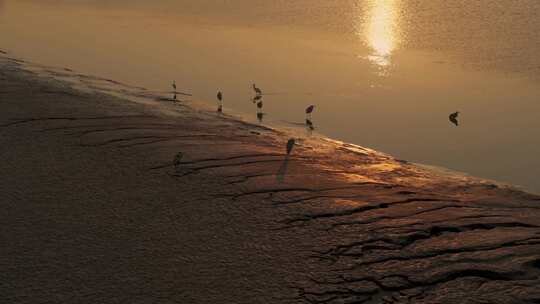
[2,54,540,303]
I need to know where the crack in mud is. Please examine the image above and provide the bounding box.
[0,115,156,128]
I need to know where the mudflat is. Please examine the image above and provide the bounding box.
[1,54,540,304]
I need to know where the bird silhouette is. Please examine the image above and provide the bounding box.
[173,152,183,171]
[216,91,223,113]
[172,81,177,100]
[306,105,315,119]
[449,111,459,126]
[286,138,295,155]
[253,83,262,96]
[252,95,262,103]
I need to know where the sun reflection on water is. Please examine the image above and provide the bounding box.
[359,0,401,73]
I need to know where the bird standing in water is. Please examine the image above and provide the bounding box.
[449,111,459,126]
[286,138,295,155]
[255,95,264,122]
[306,105,315,120]
[252,95,262,103]
[172,81,177,100]
[253,83,262,96]
[217,91,223,113]
[173,152,183,171]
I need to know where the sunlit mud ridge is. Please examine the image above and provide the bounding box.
[2,54,540,304]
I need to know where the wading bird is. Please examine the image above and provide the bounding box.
[217,91,223,113]
[306,105,315,119]
[449,111,459,126]
[172,81,177,100]
[252,95,262,103]
[253,83,262,96]
[173,152,183,171]
[286,138,295,155]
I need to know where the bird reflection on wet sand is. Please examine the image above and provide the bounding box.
[277,138,295,182]
[257,112,265,123]
[276,157,289,182]
[306,118,315,135]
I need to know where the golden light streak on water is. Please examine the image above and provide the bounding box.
[363,0,401,71]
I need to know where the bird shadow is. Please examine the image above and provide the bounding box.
[156,96,184,102]
[276,156,290,183]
